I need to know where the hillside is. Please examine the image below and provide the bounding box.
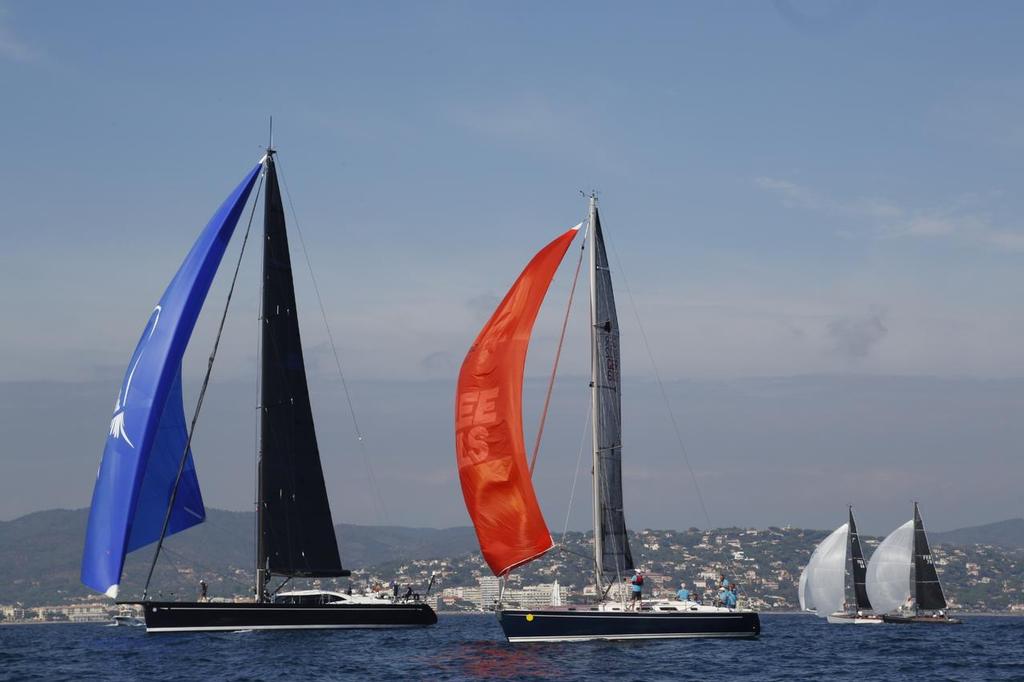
[931,518,1024,549]
[0,508,476,605]
[2,509,1021,610]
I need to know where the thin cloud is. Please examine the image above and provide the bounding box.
[756,176,1024,252]
[419,350,455,373]
[827,312,887,360]
[465,293,500,321]
[0,9,37,63]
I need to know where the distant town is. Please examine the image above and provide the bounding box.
[3,525,1022,624]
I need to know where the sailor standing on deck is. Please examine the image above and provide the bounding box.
[629,570,644,609]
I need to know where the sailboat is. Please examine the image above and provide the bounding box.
[455,196,760,642]
[81,146,437,633]
[798,507,881,624]
[867,503,961,625]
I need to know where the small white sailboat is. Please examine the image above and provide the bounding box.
[799,507,882,624]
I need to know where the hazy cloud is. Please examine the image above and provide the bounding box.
[773,0,875,36]
[419,350,455,373]
[6,374,1023,533]
[465,293,500,321]
[827,312,887,359]
[0,9,37,62]
[756,176,1024,251]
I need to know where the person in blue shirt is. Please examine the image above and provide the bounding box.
[629,571,644,609]
[719,585,737,609]
[676,583,690,601]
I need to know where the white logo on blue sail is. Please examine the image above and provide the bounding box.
[108,305,162,449]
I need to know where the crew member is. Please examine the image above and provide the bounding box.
[629,570,644,609]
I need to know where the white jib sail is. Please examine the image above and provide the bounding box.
[866,519,914,615]
[799,523,849,617]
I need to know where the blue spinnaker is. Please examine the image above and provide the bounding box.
[81,163,261,598]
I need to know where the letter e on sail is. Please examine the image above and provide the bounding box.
[456,226,579,576]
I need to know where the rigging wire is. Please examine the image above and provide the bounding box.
[604,237,713,529]
[273,155,390,525]
[529,227,587,475]
[559,403,592,544]
[142,172,265,600]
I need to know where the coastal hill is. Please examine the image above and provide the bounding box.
[0,508,477,606]
[932,518,1024,549]
[1,509,1020,609]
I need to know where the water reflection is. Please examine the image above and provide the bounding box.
[426,640,567,680]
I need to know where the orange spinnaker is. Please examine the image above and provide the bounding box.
[456,225,579,576]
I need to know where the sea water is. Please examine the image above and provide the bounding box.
[1,613,1022,681]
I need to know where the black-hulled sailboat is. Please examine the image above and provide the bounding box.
[874,503,960,625]
[81,148,436,632]
[799,507,881,624]
[455,196,759,642]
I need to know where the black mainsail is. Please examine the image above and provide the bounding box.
[589,198,634,585]
[257,154,347,593]
[848,506,872,611]
[912,502,946,611]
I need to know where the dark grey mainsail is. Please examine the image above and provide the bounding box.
[848,507,872,610]
[256,154,347,595]
[912,503,946,610]
[589,198,634,585]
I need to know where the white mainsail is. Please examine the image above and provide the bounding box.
[865,519,914,614]
[799,523,849,617]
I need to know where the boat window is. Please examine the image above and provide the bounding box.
[659,607,678,611]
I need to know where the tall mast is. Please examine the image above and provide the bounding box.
[588,194,603,592]
[254,141,274,603]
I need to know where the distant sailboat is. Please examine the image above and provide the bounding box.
[868,503,961,625]
[81,146,436,632]
[455,195,760,642]
[798,507,881,624]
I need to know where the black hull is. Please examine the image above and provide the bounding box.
[498,608,760,642]
[137,601,437,633]
[882,614,962,625]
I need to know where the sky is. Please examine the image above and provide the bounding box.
[1,1,1023,536]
